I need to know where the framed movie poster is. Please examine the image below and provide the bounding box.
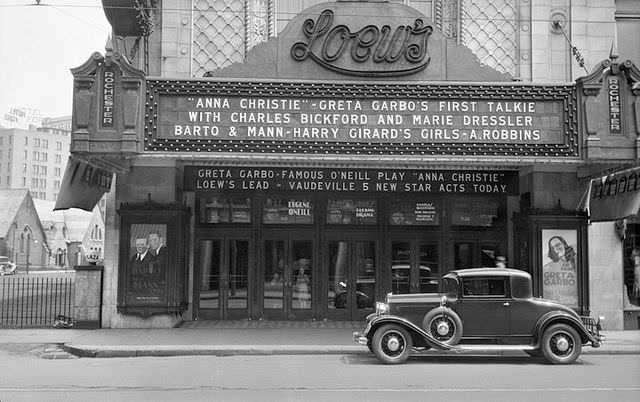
[117,201,190,316]
[541,229,579,307]
[126,224,168,305]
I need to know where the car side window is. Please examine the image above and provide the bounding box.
[462,277,506,297]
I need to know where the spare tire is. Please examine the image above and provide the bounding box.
[422,307,463,345]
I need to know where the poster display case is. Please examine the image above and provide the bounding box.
[117,200,190,316]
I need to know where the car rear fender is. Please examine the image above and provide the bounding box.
[533,311,599,347]
[365,315,453,351]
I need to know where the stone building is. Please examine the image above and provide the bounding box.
[55,0,640,329]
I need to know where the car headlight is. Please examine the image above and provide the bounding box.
[375,302,389,316]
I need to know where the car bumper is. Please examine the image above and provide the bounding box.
[353,331,368,346]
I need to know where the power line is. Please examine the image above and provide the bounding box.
[0,2,618,25]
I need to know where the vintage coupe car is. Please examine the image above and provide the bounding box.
[0,256,18,276]
[353,268,604,364]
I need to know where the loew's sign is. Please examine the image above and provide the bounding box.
[184,166,519,195]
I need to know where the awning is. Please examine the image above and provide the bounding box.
[586,165,640,222]
[54,156,114,211]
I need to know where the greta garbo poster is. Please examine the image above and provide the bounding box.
[541,229,579,307]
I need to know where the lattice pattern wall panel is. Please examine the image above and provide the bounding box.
[193,0,246,76]
[461,0,518,77]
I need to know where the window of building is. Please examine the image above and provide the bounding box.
[326,198,377,225]
[24,137,28,146]
[389,199,441,226]
[54,167,61,176]
[42,153,47,162]
[40,178,46,188]
[39,192,46,199]
[22,177,26,186]
[23,150,27,159]
[263,198,314,224]
[31,178,39,188]
[40,166,47,175]
[22,163,27,173]
[32,165,39,174]
[200,196,251,223]
[55,154,62,164]
[6,176,10,186]
[42,139,48,149]
[56,141,62,150]
[32,151,38,161]
[54,180,60,189]
[623,223,640,308]
[451,198,502,228]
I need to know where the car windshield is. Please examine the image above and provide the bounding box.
[441,277,458,294]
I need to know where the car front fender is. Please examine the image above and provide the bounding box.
[533,311,600,347]
[363,315,454,351]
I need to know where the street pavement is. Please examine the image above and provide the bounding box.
[0,320,638,358]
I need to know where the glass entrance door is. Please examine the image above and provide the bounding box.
[390,237,441,294]
[197,238,250,319]
[262,236,314,320]
[326,239,377,320]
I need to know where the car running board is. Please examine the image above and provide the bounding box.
[414,345,537,353]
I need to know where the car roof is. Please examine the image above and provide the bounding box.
[445,267,531,279]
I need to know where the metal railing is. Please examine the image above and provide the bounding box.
[0,275,75,328]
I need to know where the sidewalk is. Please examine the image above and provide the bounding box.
[1,321,639,358]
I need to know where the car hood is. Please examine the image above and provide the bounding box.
[387,292,443,304]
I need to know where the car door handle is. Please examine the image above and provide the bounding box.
[502,302,510,307]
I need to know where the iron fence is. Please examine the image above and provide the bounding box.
[0,274,75,328]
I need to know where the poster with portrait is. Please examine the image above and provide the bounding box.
[126,224,168,305]
[541,229,579,307]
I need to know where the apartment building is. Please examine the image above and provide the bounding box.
[0,120,71,202]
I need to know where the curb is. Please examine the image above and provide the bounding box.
[61,343,640,358]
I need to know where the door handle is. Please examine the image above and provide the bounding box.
[502,302,510,307]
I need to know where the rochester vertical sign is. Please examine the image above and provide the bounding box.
[102,67,115,128]
[607,76,622,134]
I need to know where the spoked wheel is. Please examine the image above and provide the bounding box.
[422,307,463,345]
[371,324,413,364]
[541,324,582,364]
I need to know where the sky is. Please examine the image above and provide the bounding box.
[0,0,111,124]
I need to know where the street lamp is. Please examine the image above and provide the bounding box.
[26,234,30,275]
[26,237,38,275]
[11,221,17,265]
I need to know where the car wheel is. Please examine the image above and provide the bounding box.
[371,324,413,364]
[541,323,582,364]
[422,307,463,345]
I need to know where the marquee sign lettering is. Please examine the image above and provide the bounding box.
[290,9,433,76]
[184,166,519,195]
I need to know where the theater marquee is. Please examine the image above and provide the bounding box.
[145,80,578,157]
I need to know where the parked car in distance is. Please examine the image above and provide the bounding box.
[354,267,604,365]
[0,256,18,276]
